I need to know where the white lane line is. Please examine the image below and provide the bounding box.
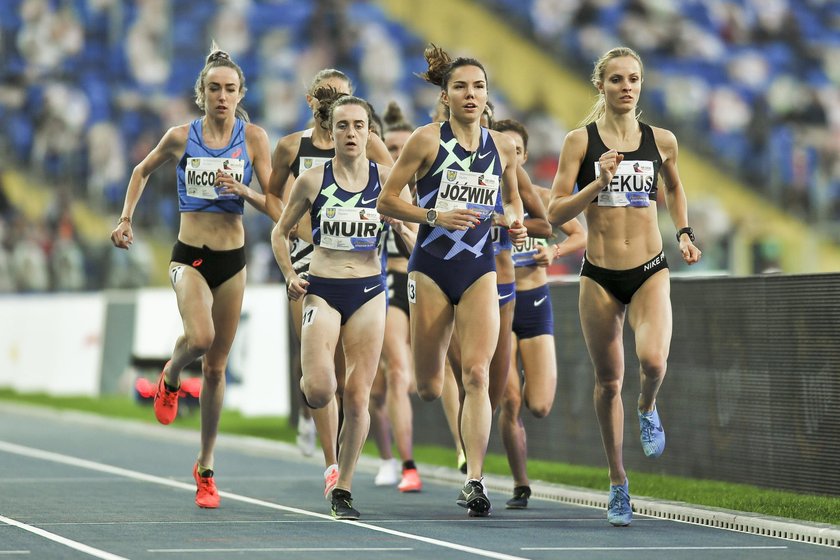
[523,546,789,551]
[0,552,31,555]
[148,548,413,553]
[0,515,129,560]
[0,441,529,560]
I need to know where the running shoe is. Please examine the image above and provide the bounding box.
[638,405,666,458]
[153,361,179,425]
[505,485,531,509]
[456,478,491,516]
[397,468,422,493]
[607,479,632,526]
[323,464,339,501]
[330,489,360,520]
[296,414,316,457]
[374,458,399,486]
[192,463,220,509]
[456,450,467,474]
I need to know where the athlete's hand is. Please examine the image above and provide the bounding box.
[110,221,133,249]
[597,150,624,187]
[286,274,309,301]
[384,216,405,234]
[680,239,702,265]
[437,209,482,231]
[507,219,528,246]
[534,244,552,267]
[216,169,248,197]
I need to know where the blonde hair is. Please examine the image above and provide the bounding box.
[579,47,644,127]
[194,41,249,121]
[307,68,353,96]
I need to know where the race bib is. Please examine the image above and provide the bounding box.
[299,156,331,172]
[512,237,548,267]
[595,160,654,208]
[185,157,245,200]
[435,169,499,219]
[320,207,382,251]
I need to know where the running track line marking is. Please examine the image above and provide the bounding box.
[0,515,129,560]
[0,552,31,556]
[0,440,529,560]
[148,548,413,553]
[523,546,789,551]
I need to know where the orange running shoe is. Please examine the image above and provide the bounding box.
[397,468,422,493]
[153,361,179,425]
[193,463,220,509]
[324,464,339,501]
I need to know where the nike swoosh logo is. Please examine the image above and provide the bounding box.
[363,285,379,293]
[477,152,491,159]
[498,292,514,300]
[361,197,378,204]
[533,296,547,306]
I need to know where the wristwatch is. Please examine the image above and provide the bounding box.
[426,208,438,227]
[676,227,695,243]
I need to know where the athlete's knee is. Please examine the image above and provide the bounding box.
[415,375,442,401]
[500,393,521,420]
[201,363,226,385]
[638,351,667,379]
[184,331,214,357]
[386,366,411,394]
[461,364,489,394]
[526,399,552,419]
[594,376,623,399]
[341,385,370,420]
[301,375,336,409]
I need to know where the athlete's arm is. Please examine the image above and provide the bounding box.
[110,125,186,249]
[495,131,526,244]
[272,169,319,299]
[547,128,622,226]
[516,165,552,239]
[266,133,300,222]
[216,123,271,215]
[655,127,701,265]
[377,125,480,231]
[535,186,587,257]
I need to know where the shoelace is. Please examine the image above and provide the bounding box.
[639,413,656,442]
[609,487,630,513]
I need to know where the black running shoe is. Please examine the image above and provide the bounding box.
[331,489,360,520]
[456,479,491,516]
[505,485,531,509]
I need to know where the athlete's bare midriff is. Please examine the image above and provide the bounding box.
[178,212,244,250]
[583,203,662,270]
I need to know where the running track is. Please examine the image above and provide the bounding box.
[0,404,835,560]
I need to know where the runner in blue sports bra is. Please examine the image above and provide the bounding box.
[547,47,702,526]
[377,44,526,517]
[110,43,272,510]
[273,95,410,521]
[265,70,393,498]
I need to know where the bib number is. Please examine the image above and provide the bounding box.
[320,207,382,251]
[185,157,245,200]
[435,169,499,219]
[595,160,654,208]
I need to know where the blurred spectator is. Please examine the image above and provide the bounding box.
[9,216,49,292]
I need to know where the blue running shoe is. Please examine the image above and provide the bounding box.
[638,405,666,458]
[607,479,632,526]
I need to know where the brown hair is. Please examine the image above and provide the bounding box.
[579,46,644,127]
[493,118,529,152]
[307,68,353,96]
[315,94,373,132]
[311,85,348,129]
[417,43,487,90]
[382,101,414,134]
[194,41,249,121]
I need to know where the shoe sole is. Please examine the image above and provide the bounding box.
[398,486,422,493]
[468,507,491,517]
[457,495,491,513]
[331,511,360,520]
[505,503,528,509]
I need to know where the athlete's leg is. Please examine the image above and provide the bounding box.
[166,265,216,387]
[579,277,627,486]
[409,271,455,401]
[382,305,414,464]
[453,272,499,481]
[499,336,528,487]
[197,268,246,469]
[518,334,558,418]
[334,293,386,492]
[627,270,671,412]
[488,299,515,410]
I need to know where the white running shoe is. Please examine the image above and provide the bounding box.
[374,458,400,486]
[296,414,316,457]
